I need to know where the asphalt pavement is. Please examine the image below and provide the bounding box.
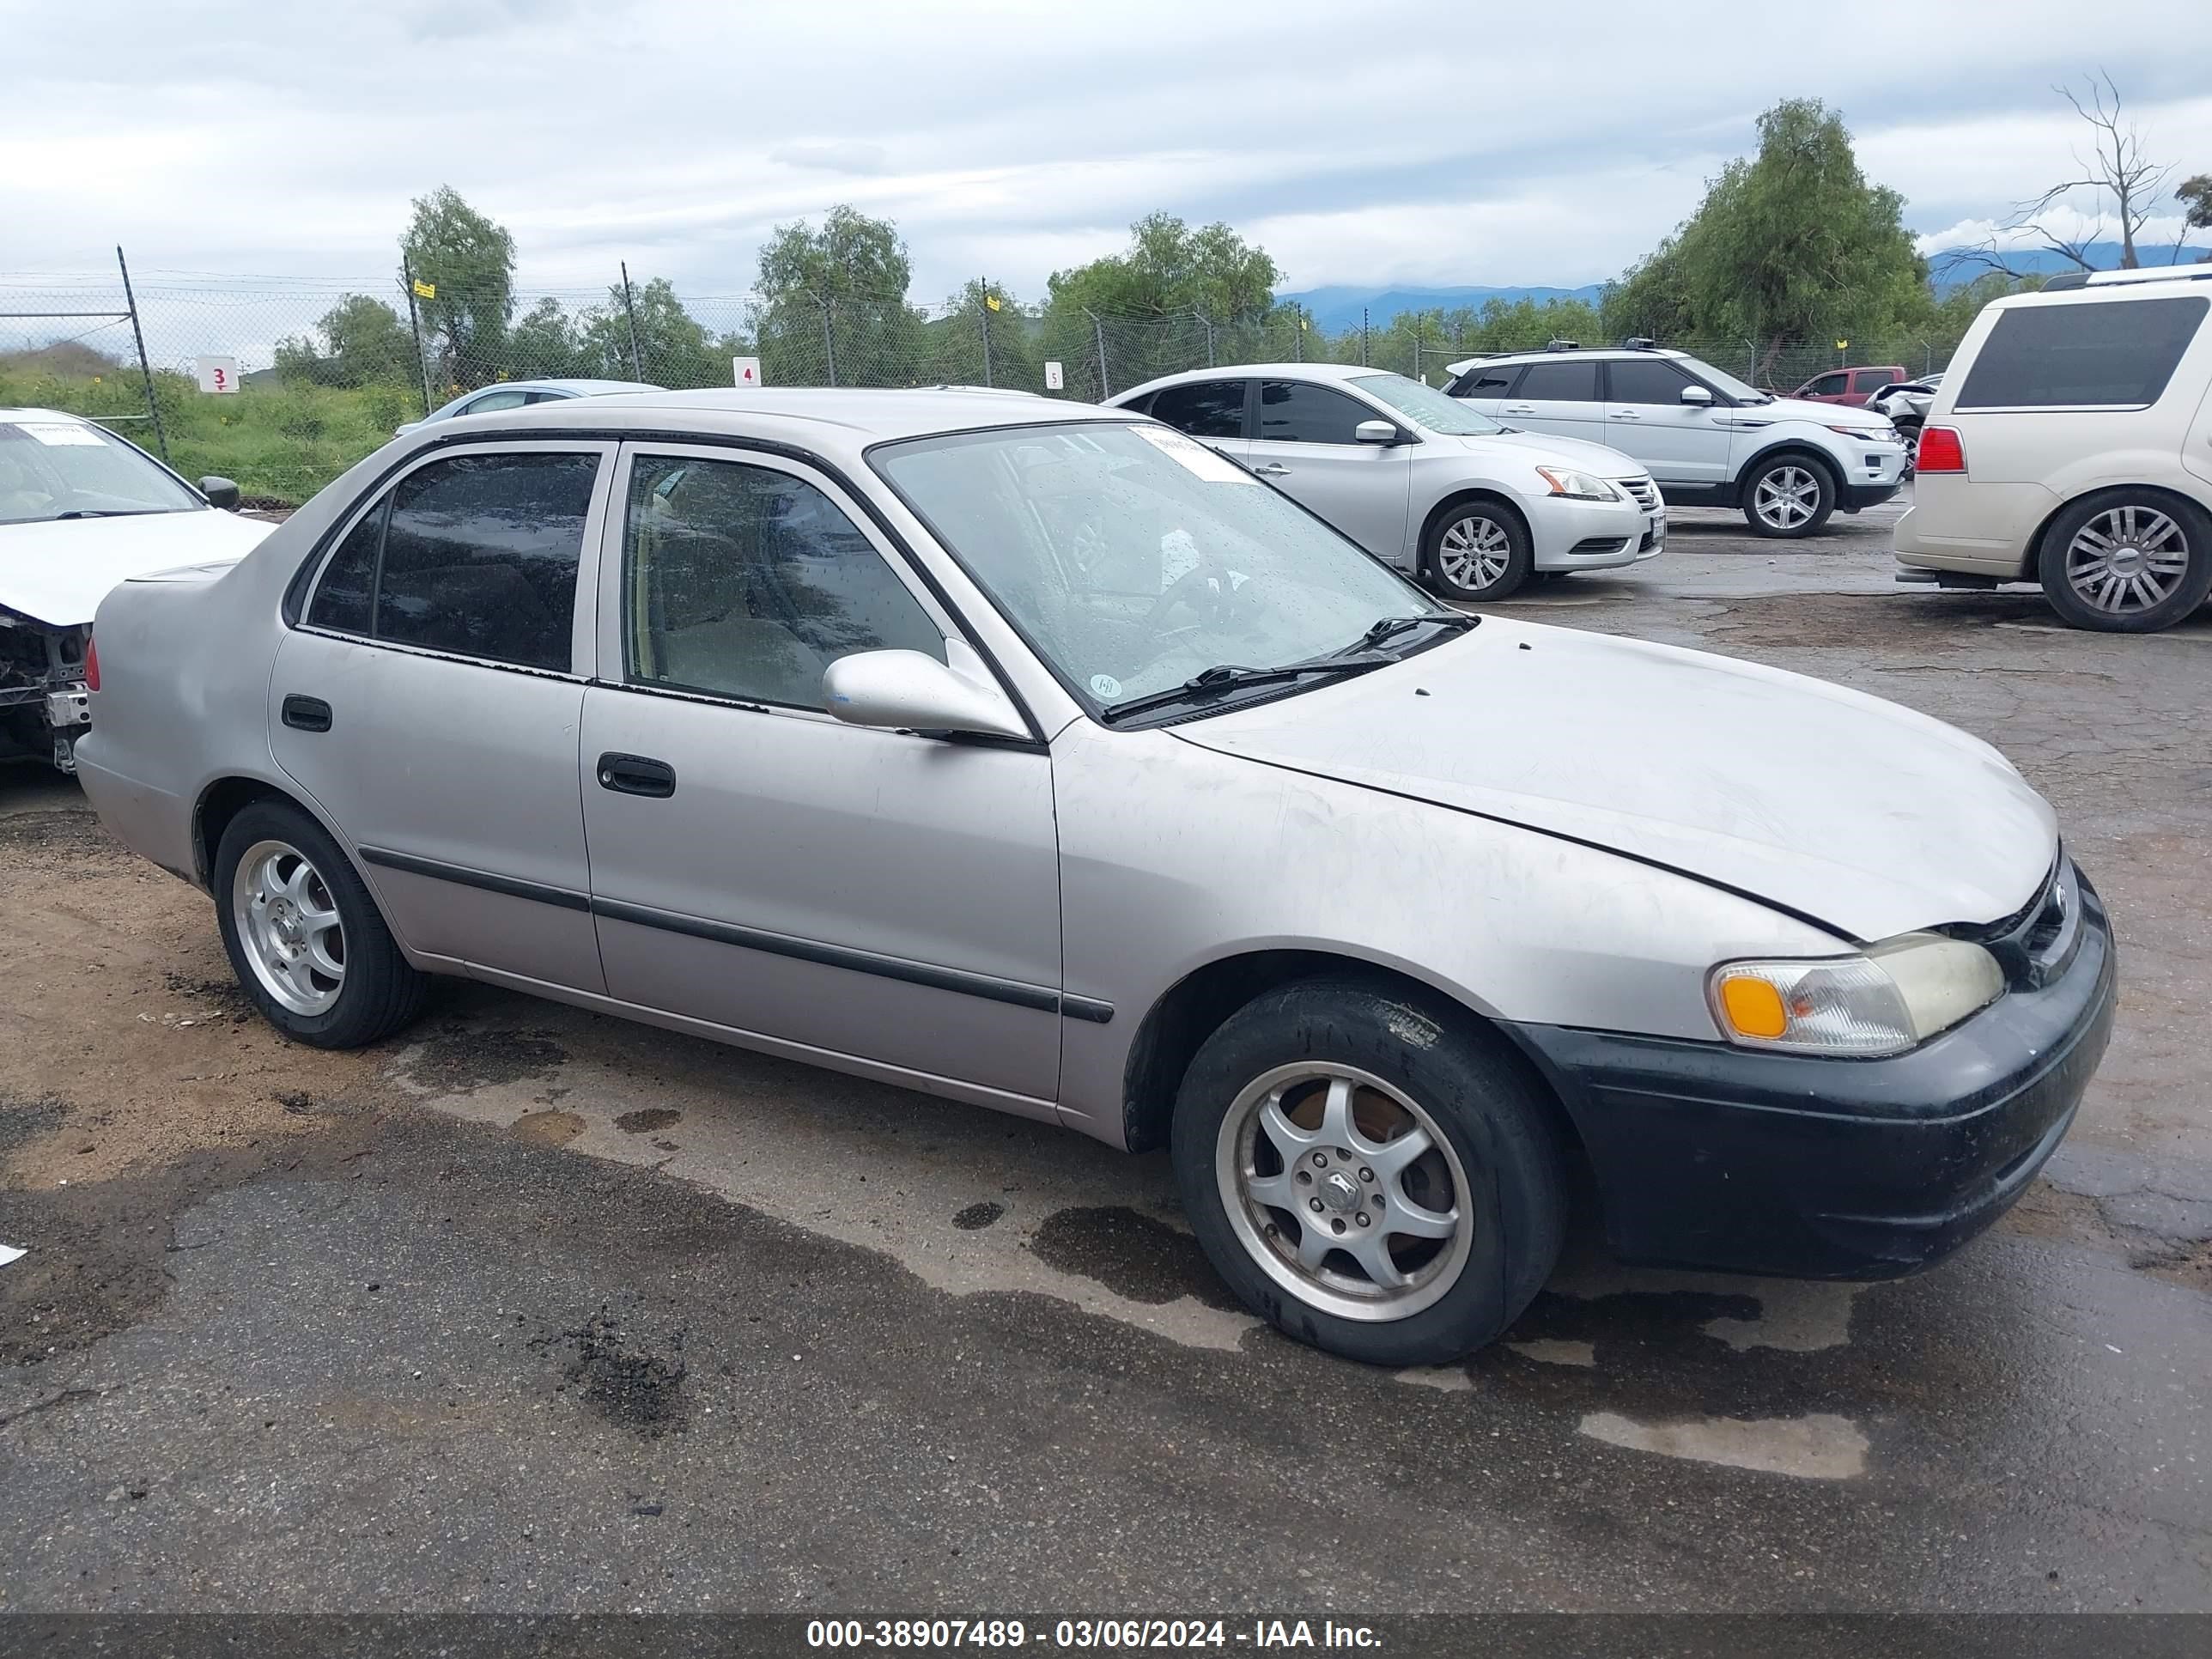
[2,488,2207,1619]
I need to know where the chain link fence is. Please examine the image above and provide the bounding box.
[3,261,1966,504]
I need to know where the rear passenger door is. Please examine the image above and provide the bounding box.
[1496,360,1608,447]
[577,444,1065,1103]
[271,442,614,992]
[1244,379,1413,561]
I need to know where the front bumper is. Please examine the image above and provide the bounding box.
[1527,492,1656,571]
[1505,866,2118,1279]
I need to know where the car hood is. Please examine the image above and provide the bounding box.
[1746,396,1893,430]
[1170,619,2057,941]
[1464,429,1648,478]
[0,509,270,626]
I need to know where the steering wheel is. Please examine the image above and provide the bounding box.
[1146,559,1249,631]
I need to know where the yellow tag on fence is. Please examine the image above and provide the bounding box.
[984,294,1002,312]
[413,279,436,300]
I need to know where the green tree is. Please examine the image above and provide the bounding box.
[506,297,586,379]
[2180,174,2212,258]
[1598,100,1926,376]
[1048,212,1280,321]
[579,276,732,386]
[399,185,517,388]
[273,293,416,386]
[927,279,1042,388]
[751,204,927,386]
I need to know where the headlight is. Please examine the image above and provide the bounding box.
[1534,465,1621,501]
[1827,423,1899,444]
[1707,933,2003,1056]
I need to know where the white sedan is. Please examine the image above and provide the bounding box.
[1109,364,1663,600]
[1,407,269,769]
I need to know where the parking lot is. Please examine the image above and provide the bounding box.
[2,489,2207,1613]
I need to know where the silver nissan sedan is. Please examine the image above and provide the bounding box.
[75,388,2116,1366]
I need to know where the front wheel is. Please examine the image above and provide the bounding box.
[1425,501,1533,600]
[214,799,430,1048]
[2037,492,2212,633]
[1741,455,1837,538]
[1171,978,1567,1367]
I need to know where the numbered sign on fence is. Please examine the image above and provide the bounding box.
[732,356,763,388]
[194,356,240,395]
[1043,360,1064,392]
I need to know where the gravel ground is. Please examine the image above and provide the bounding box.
[1,488,2207,1617]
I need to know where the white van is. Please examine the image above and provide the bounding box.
[1894,265,2212,632]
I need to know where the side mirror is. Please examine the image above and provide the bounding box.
[1354,419,1401,445]
[199,475,241,509]
[822,649,1030,742]
[1678,385,1714,407]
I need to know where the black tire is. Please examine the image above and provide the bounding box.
[1424,499,1534,600]
[1740,453,1838,538]
[213,799,430,1048]
[2036,491,2212,635]
[1893,420,1923,479]
[1170,977,1568,1367]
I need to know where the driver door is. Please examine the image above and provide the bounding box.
[578,443,1065,1103]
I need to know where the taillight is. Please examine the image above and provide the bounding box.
[84,636,100,693]
[1917,426,1966,474]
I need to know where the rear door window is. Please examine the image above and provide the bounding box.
[1450,362,1522,398]
[1956,296,2209,409]
[1803,372,1849,398]
[1148,380,1249,440]
[1510,362,1601,402]
[307,451,599,672]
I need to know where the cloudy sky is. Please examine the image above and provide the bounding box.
[6,0,2209,302]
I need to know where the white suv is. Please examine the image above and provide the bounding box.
[1895,266,2212,633]
[1445,346,1908,538]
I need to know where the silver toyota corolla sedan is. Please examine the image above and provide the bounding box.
[75,388,2116,1366]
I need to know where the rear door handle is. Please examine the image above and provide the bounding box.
[1612,409,1642,419]
[1251,463,1290,477]
[281,695,331,733]
[596,752,676,799]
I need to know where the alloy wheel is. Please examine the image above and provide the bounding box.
[1214,1061,1475,1322]
[1753,465,1822,532]
[231,838,347,1016]
[2063,504,2191,616]
[1436,514,1514,592]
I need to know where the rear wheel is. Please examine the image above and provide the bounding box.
[1171,978,1567,1367]
[1741,454,1837,538]
[214,800,429,1048]
[2037,492,2212,633]
[1425,501,1533,600]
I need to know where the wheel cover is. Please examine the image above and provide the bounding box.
[1753,465,1821,530]
[232,838,346,1016]
[1214,1061,1475,1322]
[1436,514,1513,592]
[2064,504,2190,614]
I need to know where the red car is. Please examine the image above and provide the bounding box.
[1790,365,1909,406]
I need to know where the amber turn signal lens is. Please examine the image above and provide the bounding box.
[1717,975,1790,1040]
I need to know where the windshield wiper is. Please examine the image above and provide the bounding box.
[1336,613,1476,656]
[1100,653,1397,725]
[55,508,162,520]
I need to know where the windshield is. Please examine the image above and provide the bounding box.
[872,422,1455,720]
[1347,373,1504,435]
[0,420,202,525]
[1672,356,1773,404]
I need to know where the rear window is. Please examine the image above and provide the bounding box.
[1956,296,2209,410]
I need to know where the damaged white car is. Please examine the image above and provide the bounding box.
[1,409,270,770]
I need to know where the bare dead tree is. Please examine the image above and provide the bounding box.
[1951,72,2172,279]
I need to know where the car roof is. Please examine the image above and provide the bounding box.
[467,378,664,396]
[420,386,1149,455]
[1465,347,1691,367]
[0,406,95,424]
[1109,362,1403,403]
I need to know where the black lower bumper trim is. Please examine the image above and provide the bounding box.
[1503,866,2118,1279]
[1842,481,1904,511]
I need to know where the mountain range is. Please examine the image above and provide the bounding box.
[1281,242,2209,330]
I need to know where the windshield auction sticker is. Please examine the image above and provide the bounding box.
[15,422,106,446]
[1132,424,1256,484]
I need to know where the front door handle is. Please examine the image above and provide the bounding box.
[597,752,676,799]
[1251,463,1290,477]
[1502,404,1536,415]
[281,695,332,733]
[1612,409,1642,419]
